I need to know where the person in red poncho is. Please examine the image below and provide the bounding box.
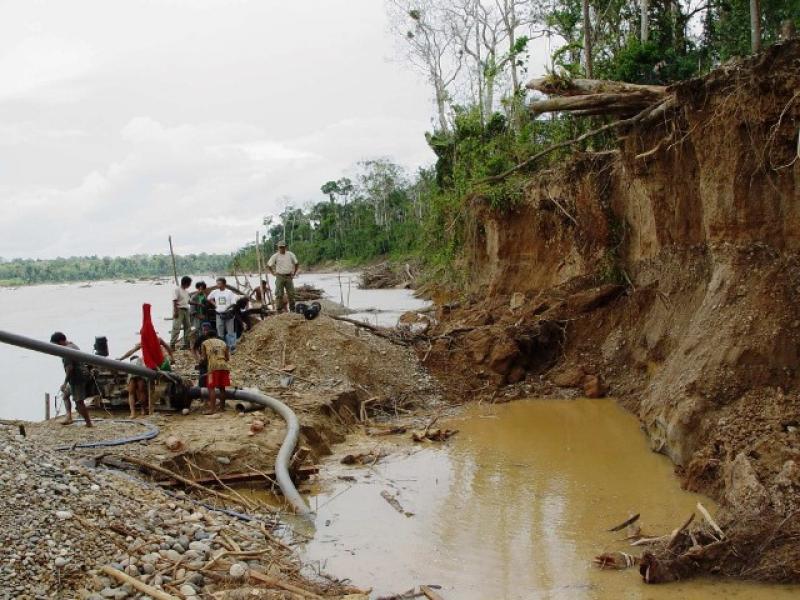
[117,305,175,416]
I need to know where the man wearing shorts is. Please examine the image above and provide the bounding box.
[201,330,231,414]
[50,332,93,427]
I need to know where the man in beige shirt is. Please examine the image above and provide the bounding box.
[267,241,299,312]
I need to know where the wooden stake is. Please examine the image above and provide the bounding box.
[101,565,180,600]
[168,235,178,285]
[44,393,50,421]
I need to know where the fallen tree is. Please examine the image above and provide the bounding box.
[527,75,668,117]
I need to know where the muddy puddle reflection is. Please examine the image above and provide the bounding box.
[281,399,800,599]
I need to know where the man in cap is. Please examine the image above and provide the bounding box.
[267,240,299,312]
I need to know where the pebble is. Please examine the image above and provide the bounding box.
[188,541,210,554]
[54,510,73,520]
[54,557,68,568]
[179,584,197,596]
[229,562,248,579]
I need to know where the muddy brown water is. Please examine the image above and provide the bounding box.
[267,399,800,599]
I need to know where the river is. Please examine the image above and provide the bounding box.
[0,272,427,421]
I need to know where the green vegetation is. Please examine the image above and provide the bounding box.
[0,254,232,286]
[234,0,796,288]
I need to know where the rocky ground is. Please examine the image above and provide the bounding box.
[0,422,365,600]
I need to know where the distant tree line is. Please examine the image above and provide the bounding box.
[0,253,232,286]
[233,159,434,269]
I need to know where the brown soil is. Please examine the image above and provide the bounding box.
[420,39,800,582]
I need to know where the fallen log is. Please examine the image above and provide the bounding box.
[530,92,659,115]
[527,76,666,98]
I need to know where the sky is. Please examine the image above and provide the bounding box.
[0,0,552,259]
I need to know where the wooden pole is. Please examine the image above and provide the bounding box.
[168,235,178,285]
[255,235,274,307]
[255,232,266,305]
[44,393,50,421]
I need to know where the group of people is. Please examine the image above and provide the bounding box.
[50,241,300,422]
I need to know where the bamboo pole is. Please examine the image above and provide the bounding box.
[168,236,178,285]
[256,232,267,306]
[255,235,274,307]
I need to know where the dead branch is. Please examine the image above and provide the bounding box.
[115,455,243,506]
[480,98,671,184]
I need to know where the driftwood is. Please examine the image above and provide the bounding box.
[102,565,180,600]
[420,586,445,600]
[329,314,410,346]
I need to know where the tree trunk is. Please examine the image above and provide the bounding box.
[435,84,449,133]
[640,0,649,43]
[583,0,593,78]
[750,0,762,52]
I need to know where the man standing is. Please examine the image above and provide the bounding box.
[170,275,192,350]
[207,277,239,349]
[201,330,231,414]
[267,240,299,312]
[50,332,93,427]
[190,281,209,332]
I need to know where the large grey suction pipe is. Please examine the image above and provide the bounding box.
[0,329,313,518]
[0,329,160,379]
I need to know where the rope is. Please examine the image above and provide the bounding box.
[54,418,159,451]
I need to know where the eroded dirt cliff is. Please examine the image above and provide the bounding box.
[424,39,800,580]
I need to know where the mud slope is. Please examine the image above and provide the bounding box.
[427,40,800,581]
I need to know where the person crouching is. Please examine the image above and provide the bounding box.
[201,330,231,414]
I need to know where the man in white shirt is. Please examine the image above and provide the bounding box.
[267,240,299,312]
[207,277,239,349]
[170,275,193,350]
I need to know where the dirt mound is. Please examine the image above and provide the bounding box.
[232,313,439,415]
[423,39,800,582]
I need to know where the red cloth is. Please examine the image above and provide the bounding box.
[140,303,164,369]
[208,370,231,388]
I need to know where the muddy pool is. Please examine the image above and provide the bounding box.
[273,399,800,599]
